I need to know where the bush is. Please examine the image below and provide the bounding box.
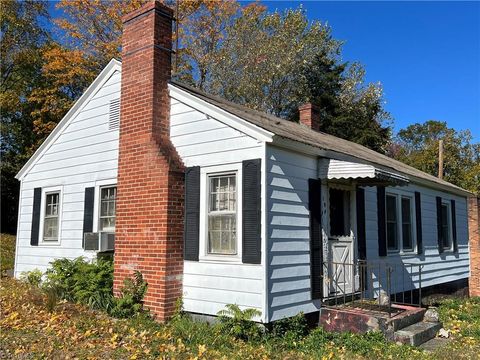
[270,313,308,346]
[217,304,262,341]
[109,271,148,318]
[20,269,43,287]
[44,257,113,307]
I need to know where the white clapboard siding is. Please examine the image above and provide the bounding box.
[363,184,470,291]
[14,70,121,277]
[169,96,266,320]
[266,145,320,321]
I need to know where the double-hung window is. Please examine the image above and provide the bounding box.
[43,192,60,242]
[386,192,415,252]
[207,174,237,255]
[99,186,117,232]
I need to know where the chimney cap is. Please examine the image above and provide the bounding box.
[122,1,173,24]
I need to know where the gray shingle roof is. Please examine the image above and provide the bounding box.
[171,80,470,195]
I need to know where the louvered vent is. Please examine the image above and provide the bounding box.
[109,99,120,130]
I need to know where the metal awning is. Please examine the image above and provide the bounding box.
[318,158,409,186]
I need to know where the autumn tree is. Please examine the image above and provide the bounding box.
[390,120,480,194]
[0,0,50,233]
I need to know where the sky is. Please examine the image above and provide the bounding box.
[260,1,480,141]
[48,1,480,141]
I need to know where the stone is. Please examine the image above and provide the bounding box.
[424,308,440,322]
[438,328,450,338]
[378,290,390,306]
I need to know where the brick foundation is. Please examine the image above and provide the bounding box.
[469,197,480,297]
[113,1,184,321]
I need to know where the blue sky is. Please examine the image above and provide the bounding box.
[260,1,480,141]
[48,1,480,141]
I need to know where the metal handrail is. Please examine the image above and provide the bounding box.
[322,260,423,317]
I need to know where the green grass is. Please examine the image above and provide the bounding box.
[0,233,16,273]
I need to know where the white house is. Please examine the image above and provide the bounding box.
[14,2,473,325]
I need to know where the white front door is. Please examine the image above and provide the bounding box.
[326,186,356,296]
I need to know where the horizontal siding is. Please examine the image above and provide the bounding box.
[14,70,121,277]
[266,145,320,321]
[170,97,265,319]
[363,184,470,292]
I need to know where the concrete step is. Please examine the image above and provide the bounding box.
[394,321,442,346]
[418,337,452,352]
[388,307,426,331]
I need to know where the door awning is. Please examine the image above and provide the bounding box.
[318,158,409,186]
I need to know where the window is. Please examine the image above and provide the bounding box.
[43,192,60,241]
[207,174,237,255]
[440,202,452,250]
[329,188,350,237]
[401,197,413,250]
[386,195,398,250]
[386,192,415,253]
[99,186,117,232]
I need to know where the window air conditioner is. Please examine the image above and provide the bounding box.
[83,232,99,250]
[100,232,115,252]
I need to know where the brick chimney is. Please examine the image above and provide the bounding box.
[114,1,184,321]
[299,103,321,131]
[469,197,480,296]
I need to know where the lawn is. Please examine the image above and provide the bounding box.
[0,233,16,274]
[1,277,480,359]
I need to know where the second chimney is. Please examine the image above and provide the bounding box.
[299,103,321,132]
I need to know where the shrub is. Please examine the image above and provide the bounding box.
[20,269,43,287]
[270,313,308,346]
[217,304,262,341]
[44,257,113,306]
[109,271,148,318]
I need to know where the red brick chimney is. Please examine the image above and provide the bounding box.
[469,197,480,296]
[299,103,321,131]
[114,1,184,321]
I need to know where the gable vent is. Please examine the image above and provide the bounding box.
[109,98,120,130]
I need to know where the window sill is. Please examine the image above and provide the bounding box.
[198,255,243,264]
[387,249,416,256]
[38,241,61,246]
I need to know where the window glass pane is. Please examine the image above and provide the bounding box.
[401,198,412,249]
[329,189,350,236]
[441,204,450,248]
[99,186,117,231]
[386,195,398,250]
[44,192,59,241]
[207,174,237,255]
[386,196,397,221]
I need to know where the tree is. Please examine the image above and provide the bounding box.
[390,120,480,195]
[0,0,50,233]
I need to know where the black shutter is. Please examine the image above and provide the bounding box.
[436,196,444,254]
[415,191,423,255]
[83,187,95,235]
[184,166,200,261]
[377,186,387,257]
[309,178,323,300]
[30,188,42,246]
[356,187,366,261]
[242,159,261,264]
[451,199,458,252]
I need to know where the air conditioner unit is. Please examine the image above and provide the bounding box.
[100,232,115,252]
[83,232,99,250]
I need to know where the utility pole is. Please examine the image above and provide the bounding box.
[438,139,444,179]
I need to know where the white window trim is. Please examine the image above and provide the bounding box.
[38,185,63,246]
[98,185,117,233]
[386,189,417,255]
[199,163,243,263]
[441,200,454,252]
